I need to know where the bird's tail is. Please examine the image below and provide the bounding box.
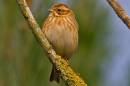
[50,66,60,83]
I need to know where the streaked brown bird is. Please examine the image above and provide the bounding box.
[42,3,78,83]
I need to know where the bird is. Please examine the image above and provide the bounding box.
[42,3,78,83]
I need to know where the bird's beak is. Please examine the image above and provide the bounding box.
[48,9,53,12]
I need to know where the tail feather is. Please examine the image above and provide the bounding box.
[50,66,60,83]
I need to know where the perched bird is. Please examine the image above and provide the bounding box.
[42,3,78,83]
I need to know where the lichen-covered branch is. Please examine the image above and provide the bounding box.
[16,0,87,86]
[107,0,130,29]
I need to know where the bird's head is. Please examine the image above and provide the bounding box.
[49,3,72,16]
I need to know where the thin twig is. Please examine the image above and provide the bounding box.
[107,0,130,29]
[16,0,87,85]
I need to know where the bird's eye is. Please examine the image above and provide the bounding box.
[57,9,62,12]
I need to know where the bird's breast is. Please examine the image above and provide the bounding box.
[43,19,78,59]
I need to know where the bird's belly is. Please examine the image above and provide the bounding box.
[44,25,77,59]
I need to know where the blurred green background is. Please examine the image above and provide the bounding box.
[0,0,124,86]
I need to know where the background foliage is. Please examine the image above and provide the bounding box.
[0,0,112,86]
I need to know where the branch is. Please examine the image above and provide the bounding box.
[16,0,87,86]
[107,0,130,29]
